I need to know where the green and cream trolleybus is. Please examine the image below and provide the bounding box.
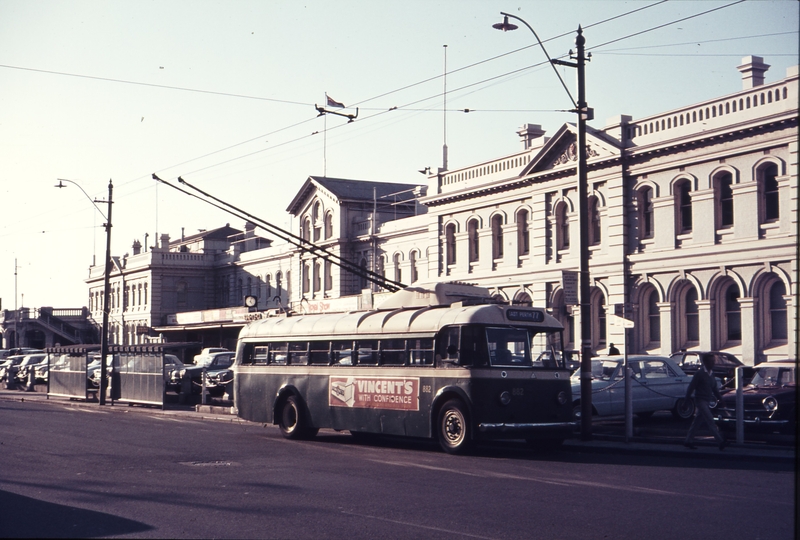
[234,282,574,453]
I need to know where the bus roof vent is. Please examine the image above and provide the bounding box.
[375,282,499,310]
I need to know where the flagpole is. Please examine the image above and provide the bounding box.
[324,93,328,177]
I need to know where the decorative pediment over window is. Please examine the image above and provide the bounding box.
[522,123,621,177]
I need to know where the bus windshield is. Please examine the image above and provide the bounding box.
[486,326,563,368]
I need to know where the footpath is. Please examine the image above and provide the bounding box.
[1,385,795,465]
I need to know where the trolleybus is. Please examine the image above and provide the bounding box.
[234,282,574,453]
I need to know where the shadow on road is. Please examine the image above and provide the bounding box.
[0,489,153,538]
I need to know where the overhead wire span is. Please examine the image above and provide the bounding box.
[151,173,405,293]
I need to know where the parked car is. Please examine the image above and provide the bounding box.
[87,355,118,388]
[193,348,229,367]
[669,350,755,389]
[571,355,694,420]
[0,355,28,383]
[173,351,234,396]
[13,353,48,384]
[714,361,796,434]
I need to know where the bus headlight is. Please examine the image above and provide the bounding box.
[762,396,778,412]
[499,391,512,406]
[556,391,568,405]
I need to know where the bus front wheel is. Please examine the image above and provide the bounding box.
[437,399,472,454]
[279,395,317,440]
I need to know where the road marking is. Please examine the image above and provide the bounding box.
[339,510,496,539]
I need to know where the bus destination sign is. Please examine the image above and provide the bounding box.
[329,376,420,411]
[506,309,544,323]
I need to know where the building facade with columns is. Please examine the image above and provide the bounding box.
[88,56,796,364]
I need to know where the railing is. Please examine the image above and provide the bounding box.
[438,153,534,193]
[625,79,795,146]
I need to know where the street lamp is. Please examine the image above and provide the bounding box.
[494,12,594,439]
[56,178,114,406]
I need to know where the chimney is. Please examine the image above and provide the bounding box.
[517,124,546,150]
[160,233,170,250]
[737,55,770,89]
[132,239,142,255]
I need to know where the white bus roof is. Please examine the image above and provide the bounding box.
[239,303,562,341]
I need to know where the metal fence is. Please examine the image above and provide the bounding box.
[46,345,101,400]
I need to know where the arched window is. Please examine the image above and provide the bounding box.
[723,283,741,342]
[556,203,569,250]
[759,163,780,222]
[715,172,734,228]
[360,258,368,289]
[517,209,530,256]
[302,217,311,242]
[265,275,272,301]
[467,219,479,263]
[588,196,601,246]
[445,223,457,266]
[675,180,692,234]
[302,263,310,294]
[409,250,419,284]
[313,261,322,293]
[768,280,787,341]
[312,203,321,242]
[646,288,660,344]
[393,253,402,283]
[324,212,334,239]
[591,289,607,350]
[275,271,282,296]
[638,187,654,239]
[324,261,332,293]
[685,286,699,344]
[491,214,503,259]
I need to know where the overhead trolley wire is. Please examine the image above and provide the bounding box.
[152,174,406,293]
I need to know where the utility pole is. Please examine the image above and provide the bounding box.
[99,180,113,405]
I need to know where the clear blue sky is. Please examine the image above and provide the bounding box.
[0,0,797,309]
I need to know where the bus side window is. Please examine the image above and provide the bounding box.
[309,341,331,365]
[356,340,378,365]
[409,338,434,365]
[270,342,288,365]
[437,327,460,365]
[253,346,269,365]
[289,342,309,365]
[381,339,407,365]
[460,326,486,367]
[332,341,354,365]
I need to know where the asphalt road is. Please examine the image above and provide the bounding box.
[0,399,795,539]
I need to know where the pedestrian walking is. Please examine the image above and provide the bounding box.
[684,353,728,450]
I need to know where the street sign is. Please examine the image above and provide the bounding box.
[562,270,578,305]
[609,314,634,328]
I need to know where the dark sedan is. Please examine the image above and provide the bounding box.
[714,361,796,434]
[173,352,234,396]
[669,350,755,390]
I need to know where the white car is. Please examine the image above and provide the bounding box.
[571,355,695,420]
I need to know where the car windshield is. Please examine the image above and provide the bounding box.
[750,366,796,388]
[210,355,234,368]
[571,360,620,381]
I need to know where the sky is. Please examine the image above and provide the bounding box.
[0,0,797,310]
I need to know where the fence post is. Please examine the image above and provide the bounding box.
[26,367,35,392]
[735,366,744,445]
[201,366,208,405]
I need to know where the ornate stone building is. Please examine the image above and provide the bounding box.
[88,56,796,364]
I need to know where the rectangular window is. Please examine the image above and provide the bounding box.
[409,338,434,365]
[289,342,309,365]
[332,341,354,365]
[270,342,288,365]
[356,340,379,365]
[486,327,532,367]
[309,341,331,365]
[381,339,407,365]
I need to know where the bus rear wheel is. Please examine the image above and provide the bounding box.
[437,400,472,454]
[279,395,316,440]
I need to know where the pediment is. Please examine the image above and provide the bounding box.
[522,123,621,176]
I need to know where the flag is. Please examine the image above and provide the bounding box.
[326,94,345,108]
